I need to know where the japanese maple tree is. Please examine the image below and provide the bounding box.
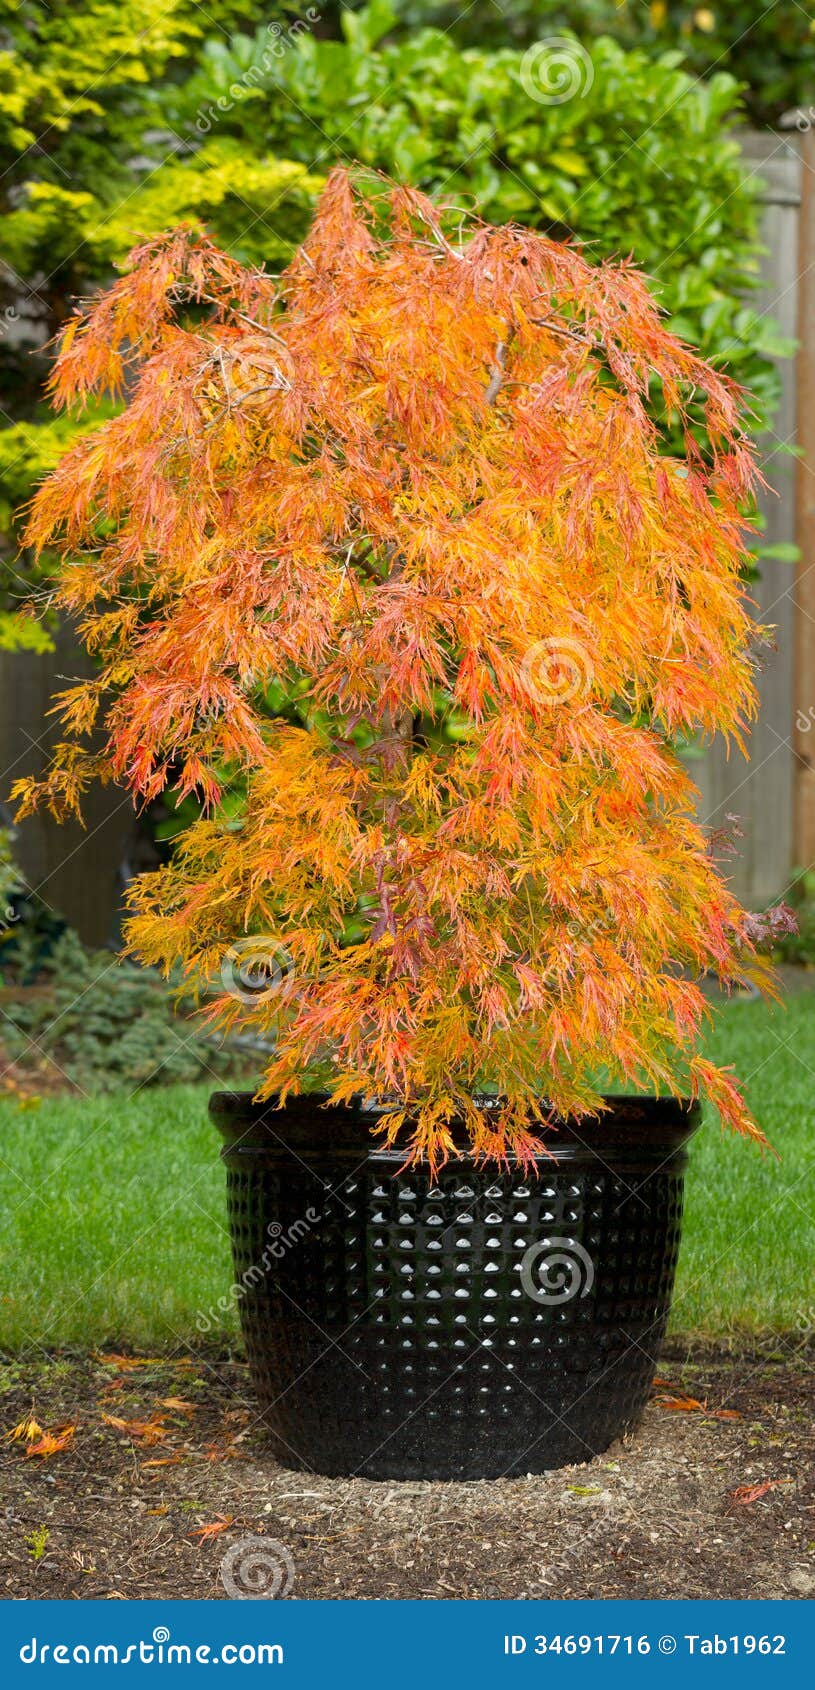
[16,167,775,1166]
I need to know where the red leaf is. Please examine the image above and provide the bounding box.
[728,1480,786,1508]
[192,1514,234,1541]
[25,1424,76,1459]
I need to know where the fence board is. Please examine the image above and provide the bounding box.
[0,620,133,947]
[691,130,801,907]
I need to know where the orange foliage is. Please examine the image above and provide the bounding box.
[727,1481,787,1508]
[192,1515,234,1541]
[15,168,775,1165]
[4,1416,44,1444]
[24,1424,76,1459]
[101,1413,169,1445]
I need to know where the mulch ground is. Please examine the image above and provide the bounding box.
[1,1341,813,1601]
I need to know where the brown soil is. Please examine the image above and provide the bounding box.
[0,1342,812,1601]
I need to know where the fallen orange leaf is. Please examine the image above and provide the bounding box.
[728,1480,787,1508]
[97,1354,164,1371]
[655,1388,741,1421]
[192,1514,234,1541]
[4,1416,43,1444]
[97,1352,196,1372]
[25,1424,76,1459]
[160,1398,197,1413]
[142,1455,184,1469]
[101,1414,168,1445]
[657,1394,707,1413]
[137,1422,169,1445]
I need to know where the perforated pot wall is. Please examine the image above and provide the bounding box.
[210,1093,698,1480]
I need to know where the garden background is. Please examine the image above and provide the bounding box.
[0,1,813,1601]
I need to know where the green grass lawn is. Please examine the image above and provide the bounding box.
[0,995,813,1352]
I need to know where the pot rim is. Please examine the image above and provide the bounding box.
[209,1089,701,1165]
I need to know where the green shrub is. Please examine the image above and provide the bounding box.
[0,827,21,919]
[0,930,255,1092]
[159,5,781,442]
[1,2,785,638]
[0,1,276,641]
[339,1,815,128]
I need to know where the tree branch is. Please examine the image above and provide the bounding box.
[485,324,516,406]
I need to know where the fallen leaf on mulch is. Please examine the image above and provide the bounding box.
[97,1354,165,1372]
[728,1480,788,1508]
[97,1354,197,1373]
[654,1389,741,1422]
[191,1515,234,1541]
[101,1414,168,1445]
[4,1416,44,1444]
[160,1398,197,1414]
[1,1345,809,1601]
[25,1424,76,1459]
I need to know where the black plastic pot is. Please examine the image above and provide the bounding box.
[210,1092,699,1480]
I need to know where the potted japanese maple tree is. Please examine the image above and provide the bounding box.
[18,169,774,1480]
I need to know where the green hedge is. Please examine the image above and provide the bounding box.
[160,5,781,423]
[333,1,815,128]
[1,2,786,642]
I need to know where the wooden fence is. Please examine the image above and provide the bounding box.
[0,619,135,947]
[0,129,810,939]
[692,129,803,907]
